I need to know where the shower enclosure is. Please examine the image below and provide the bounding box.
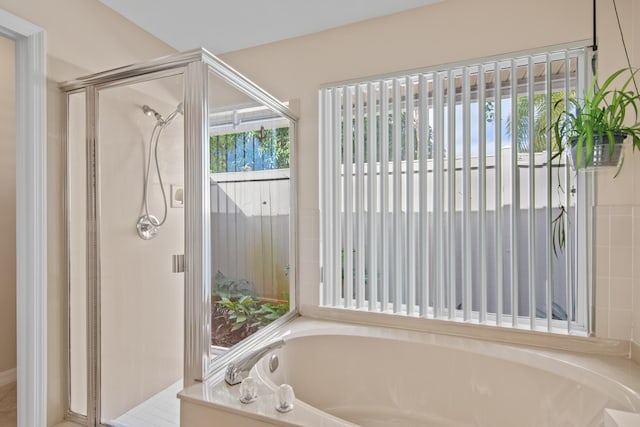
[61,49,297,426]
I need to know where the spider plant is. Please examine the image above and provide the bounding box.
[550,67,640,254]
[552,67,640,169]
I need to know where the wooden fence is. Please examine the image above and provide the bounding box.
[210,169,290,300]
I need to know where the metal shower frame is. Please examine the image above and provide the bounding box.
[60,48,299,426]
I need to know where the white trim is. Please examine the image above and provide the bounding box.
[0,368,17,387]
[0,8,47,427]
[302,305,629,357]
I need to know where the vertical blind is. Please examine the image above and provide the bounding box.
[320,46,592,334]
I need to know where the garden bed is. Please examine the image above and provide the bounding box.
[211,296,289,348]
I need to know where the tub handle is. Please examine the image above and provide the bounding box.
[225,339,285,385]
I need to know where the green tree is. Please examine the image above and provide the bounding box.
[210,133,237,172]
[506,92,570,153]
[256,127,290,169]
[209,127,290,173]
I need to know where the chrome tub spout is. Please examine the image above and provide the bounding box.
[225,339,285,385]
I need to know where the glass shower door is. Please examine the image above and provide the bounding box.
[96,73,185,426]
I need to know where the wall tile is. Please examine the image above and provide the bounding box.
[609,205,634,216]
[610,215,633,248]
[609,246,634,278]
[595,245,610,277]
[609,309,633,340]
[595,276,609,310]
[595,211,610,247]
[610,277,633,311]
[596,164,634,206]
[595,308,609,338]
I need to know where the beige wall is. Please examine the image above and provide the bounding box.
[0,0,176,424]
[219,0,640,348]
[0,34,16,375]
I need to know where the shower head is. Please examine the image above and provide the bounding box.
[142,103,183,126]
[142,105,163,122]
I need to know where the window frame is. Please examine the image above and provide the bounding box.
[319,41,594,336]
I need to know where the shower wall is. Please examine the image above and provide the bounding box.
[96,81,184,421]
[0,35,16,378]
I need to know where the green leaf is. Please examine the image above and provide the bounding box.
[264,313,281,320]
[231,322,245,332]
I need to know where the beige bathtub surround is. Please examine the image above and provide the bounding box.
[180,318,640,426]
[0,381,16,427]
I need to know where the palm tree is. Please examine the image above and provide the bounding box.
[506,92,569,153]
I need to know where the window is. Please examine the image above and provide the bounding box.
[320,45,592,334]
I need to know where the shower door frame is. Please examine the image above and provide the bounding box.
[60,48,299,426]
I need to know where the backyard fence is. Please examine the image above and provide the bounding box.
[210,169,290,300]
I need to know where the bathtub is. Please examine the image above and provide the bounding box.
[179,318,640,427]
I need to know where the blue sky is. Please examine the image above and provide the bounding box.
[448,99,514,157]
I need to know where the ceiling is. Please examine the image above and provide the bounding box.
[99,0,444,54]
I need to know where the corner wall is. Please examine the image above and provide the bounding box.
[219,0,639,348]
[0,31,16,379]
[590,0,640,356]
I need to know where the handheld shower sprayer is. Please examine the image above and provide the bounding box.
[137,102,184,240]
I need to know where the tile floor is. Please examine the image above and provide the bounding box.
[0,382,16,427]
[108,379,181,427]
[0,379,180,427]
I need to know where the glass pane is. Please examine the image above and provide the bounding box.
[98,74,184,424]
[68,91,87,416]
[208,70,292,350]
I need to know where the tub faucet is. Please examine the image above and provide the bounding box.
[225,339,285,385]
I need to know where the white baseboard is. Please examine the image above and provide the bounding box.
[0,368,16,387]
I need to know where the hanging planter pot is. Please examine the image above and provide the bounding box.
[552,68,640,172]
[568,132,627,170]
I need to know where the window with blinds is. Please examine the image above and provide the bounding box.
[319,45,593,334]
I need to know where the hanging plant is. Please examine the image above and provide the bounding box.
[549,67,640,254]
[552,67,640,170]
